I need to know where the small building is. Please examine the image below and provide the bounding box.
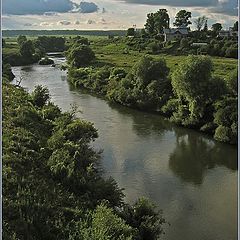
[218,27,238,38]
[163,26,189,42]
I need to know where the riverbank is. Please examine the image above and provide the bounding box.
[67,53,237,145]
[11,60,237,240]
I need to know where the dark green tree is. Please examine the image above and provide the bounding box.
[127,28,135,36]
[211,23,222,33]
[17,35,27,46]
[19,40,35,58]
[232,21,238,31]
[173,10,192,27]
[145,9,170,35]
[66,45,95,68]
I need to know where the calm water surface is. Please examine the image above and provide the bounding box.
[12,58,238,240]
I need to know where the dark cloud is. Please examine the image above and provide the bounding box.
[78,2,99,13]
[2,0,99,15]
[119,0,237,16]
[211,0,238,16]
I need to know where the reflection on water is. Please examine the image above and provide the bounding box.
[11,58,238,240]
[169,134,237,185]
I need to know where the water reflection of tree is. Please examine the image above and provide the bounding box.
[108,102,173,137]
[169,132,237,185]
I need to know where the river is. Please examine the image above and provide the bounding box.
[12,57,238,240]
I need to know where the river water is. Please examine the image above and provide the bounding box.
[12,57,238,240]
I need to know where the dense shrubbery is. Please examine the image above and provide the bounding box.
[3,36,41,66]
[68,49,237,144]
[3,82,165,239]
[34,36,66,53]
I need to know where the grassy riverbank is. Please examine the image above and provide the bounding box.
[65,36,237,145]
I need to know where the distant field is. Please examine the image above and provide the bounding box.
[4,35,237,80]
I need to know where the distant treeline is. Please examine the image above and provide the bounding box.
[3,30,126,37]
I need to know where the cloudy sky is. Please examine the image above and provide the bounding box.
[2,0,238,30]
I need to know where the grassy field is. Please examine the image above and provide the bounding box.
[4,36,237,79]
[90,38,237,79]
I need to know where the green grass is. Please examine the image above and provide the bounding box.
[89,38,238,79]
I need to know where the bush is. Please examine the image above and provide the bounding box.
[67,45,95,68]
[225,48,238,58]
[214,125,232,143]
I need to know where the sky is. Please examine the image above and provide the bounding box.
[2,0,238,30]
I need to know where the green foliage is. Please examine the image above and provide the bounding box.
[213,97,237,144]
[119,198,165,240]
[34,36,66,53]
[173,10,192,27]
[67,45,95,68]
[145,9,170,35]
[226,68,238,95]
[148,42,162,54]
[232,21,238,31]
[31,85,50,108]
[2,63,15,82]
[3,82,165,239]
[127,28,135,37]
[171,55,227,127]
[225,47,238,58]
[17,35,27,46]
[211,23,222,33]
[108,55,172,110]
[19,40,35,58]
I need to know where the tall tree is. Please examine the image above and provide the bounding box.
[211,23,222,33]
[203,19,208,32]
[154,9,170,34]
[232,21,238,31]
[194,16,207,31]
[19,40,34,58]
[145,9,170,35]
[127,28,135,36]
[173,10,192,27]
[145,13,156,35]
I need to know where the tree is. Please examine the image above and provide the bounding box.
[67,45,95,68]
[171,55,219,126]
[226,68,238,95]
[173,10,192,27]
[127,28,135,36]
[203,19,208,32]
[19,40,35,58]
[17,35,27,46]
[145,9,170,35]
[194,16,207,31]
[232,21,238,31]
[31,85,50,108]
[211,23,222,33]
[145,13,156,35]
[154,9,170,34]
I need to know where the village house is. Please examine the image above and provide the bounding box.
[218,27,238,38]
[163,25,189,42]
